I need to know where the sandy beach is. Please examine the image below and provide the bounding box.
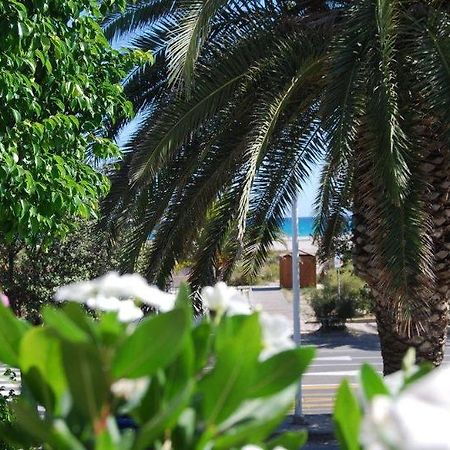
[271,236,318,256]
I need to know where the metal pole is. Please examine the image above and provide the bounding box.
[337,268,341,301]
[291,195,302,418]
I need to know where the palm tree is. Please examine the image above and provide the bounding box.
[102,0,450,374]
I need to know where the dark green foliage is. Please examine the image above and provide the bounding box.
[310,286,357,328]
[309,266,373,328]
[0,396,14,450]
[0,222,118,320]
[0,370,16,450]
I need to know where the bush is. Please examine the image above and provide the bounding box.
[0,369,16,450]
[310,286,358,329]
[309,265,373,328]
[0,275,314,449]
[0,396,13,450]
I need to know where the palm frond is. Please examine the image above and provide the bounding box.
[236,55,323,240]
[103,0,174,43]
[410,8,450,141]
[317,0,373,243]
[128,31,287,183]
[243,117,324,278]
[366,0,410,203]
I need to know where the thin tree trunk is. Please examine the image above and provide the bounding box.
[353,145,450,375]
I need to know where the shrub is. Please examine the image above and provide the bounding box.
[0,368,16,450]
[0,395,13,450]
[309,285,358,329]
[309,265,374,328]
[0,275,314,449]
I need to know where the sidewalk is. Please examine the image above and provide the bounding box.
[249,286,377,335]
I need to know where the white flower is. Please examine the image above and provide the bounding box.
[95,273,175,310]
[111,377,149,401]
[201,282,251,316]
[403,365,450,408]
[54,272,175,313]
[54,279,96,303]
[259,312,295,361]
[361,366,450,450]
[361,396,402,450]
[117,300,144,323]
[138,286,176,312]
[86,295,122,312]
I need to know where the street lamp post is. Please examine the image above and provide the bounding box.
[291,194,302,419]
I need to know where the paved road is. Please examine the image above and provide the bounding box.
[301,332,381,414]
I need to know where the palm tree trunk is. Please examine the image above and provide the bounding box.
[353,145,450,375]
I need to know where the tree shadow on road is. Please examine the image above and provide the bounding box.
[300,328,381,352]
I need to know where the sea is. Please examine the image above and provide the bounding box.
[281,217,314,238]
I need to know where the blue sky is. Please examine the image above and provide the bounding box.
[297,162,321,217]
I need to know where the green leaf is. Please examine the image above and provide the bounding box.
[249,347,315,398]
[333,380,361,450]
[62,302,99,341]
[199,314,261,425]
[112,309,189,378]
[0,302,30,366]
[62,342,108,422]
[9,399,86,450]
[214,386,297,449]
[50,420,86,450]
[163,332,194,401]
[268,430,308,449]
[192,321,212,373]
[20,367,56,415]
[131,371,164,424]
[42,306,90,344]
[95,417,125,450]
[20,328,67,408]
[11,108,21,123]
[360,363,389,401]
[134,381,194,450]
[403,363,434,389]
[12,398,52,443]
[175,282,192,313]
[98,311,126,346]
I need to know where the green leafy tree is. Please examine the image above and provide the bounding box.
[0,0,150,245]
[0,221,119,321]
[101,0,450,374]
